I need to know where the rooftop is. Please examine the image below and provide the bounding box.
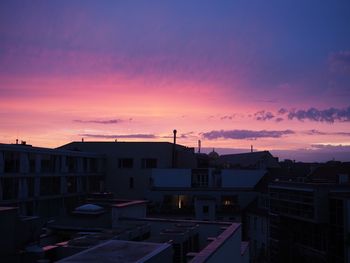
[56,240,171,263]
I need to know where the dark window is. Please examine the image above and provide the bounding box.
[40,177,61,195]
[203,205,209,213]
[141,158,157,168]
[4,151,20,173]
[67,156,77,173]
[191,169,209,187]
[129,177,134,189]
[1,178,18,199]
[119,158,133,168]
[29,153,36,173]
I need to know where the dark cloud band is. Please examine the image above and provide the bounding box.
[202,129,294,140]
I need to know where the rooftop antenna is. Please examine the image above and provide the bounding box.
[172,129,177,168]
[173,129,177,145]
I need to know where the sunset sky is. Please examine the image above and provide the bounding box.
[1,0,350,161]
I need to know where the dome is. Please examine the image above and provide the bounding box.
[208,148,219,160]
[75,204,104,213]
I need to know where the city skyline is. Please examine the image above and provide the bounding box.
[1,0,350,161]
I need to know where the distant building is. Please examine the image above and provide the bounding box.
[0,143,104,217]
[59,142,196,199]
[218,151,280,169]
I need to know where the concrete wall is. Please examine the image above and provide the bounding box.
[194,198,216,221]
[204,227,241,263]
[143,243,173,263]
[59,142,196,199]
[123,218,229,249]
[247,212,268,262]
[189,224,247,263]
[0,208,17,257]
[112,203,147,227]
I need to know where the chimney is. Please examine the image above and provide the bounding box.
[16,139,19,144]
[198,140,201,153]
[172,129,177,168]
[81,138,84,142]
[251,145,253,153]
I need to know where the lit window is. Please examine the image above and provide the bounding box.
[224,200,231,206]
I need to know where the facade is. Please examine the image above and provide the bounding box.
[147,168,266,222]
[268,181,350,263]
[245,196,269,263]
[59,142,196,199]
[0,143,104,217]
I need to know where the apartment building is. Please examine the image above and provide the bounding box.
[147,168,266,222]
[269,181,350,263]
[59,141,197,199]
[0,143,104,217]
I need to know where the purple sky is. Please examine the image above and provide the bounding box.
[1,0,350,162]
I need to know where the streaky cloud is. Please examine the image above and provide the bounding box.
[254,110,274,121]
[287,106,350,123]
[305,129,350,136]
[162,132,195,139]
[202,129,294,140]
[311,144,350,151]
[258,106,350,123]
[73,119,125,124]
[79,133,156,139]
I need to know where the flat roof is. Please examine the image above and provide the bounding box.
[56,240,170,263]
[0,143,104,158]
[0,206,18,212]
[112,200,148,208]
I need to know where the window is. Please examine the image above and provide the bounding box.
[191,169,209,187]
[141,158,157,169]
[221,195,238,206]
[4,151,20,173]
[203,205,209,214]
[129,177,134,189]
[254,216,257,231]
[119,158,133,168]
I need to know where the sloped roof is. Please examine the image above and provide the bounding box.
[219,151,279,168]
[221,169,267,188]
